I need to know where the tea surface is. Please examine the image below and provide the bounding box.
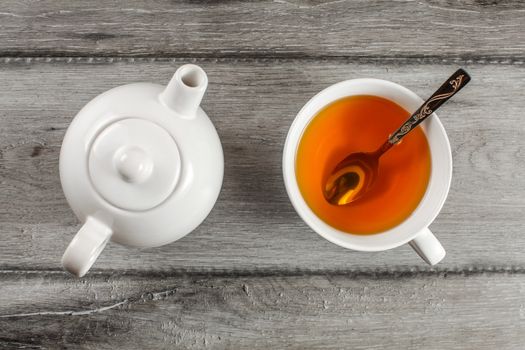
[296,95,431,234]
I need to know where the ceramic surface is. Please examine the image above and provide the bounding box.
[60,64,224,277]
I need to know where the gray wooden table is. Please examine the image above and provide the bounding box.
[0,1,524,349]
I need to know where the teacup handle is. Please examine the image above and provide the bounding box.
[409,227,446,265]
[62,217,112,277]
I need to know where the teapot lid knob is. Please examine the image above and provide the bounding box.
[88,118,181,211]
[114,146,154,184]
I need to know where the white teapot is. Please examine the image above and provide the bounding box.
[60,64,223,277]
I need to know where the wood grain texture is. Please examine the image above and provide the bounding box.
[0,58,523,272]
[0,1,524,59]
[0,271,524,349]
[1,0,524,348]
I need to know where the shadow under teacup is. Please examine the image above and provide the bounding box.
[282,78,451,265]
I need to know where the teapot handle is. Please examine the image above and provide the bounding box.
[62,217,112,277]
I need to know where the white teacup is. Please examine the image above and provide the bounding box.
[283,78,451,265]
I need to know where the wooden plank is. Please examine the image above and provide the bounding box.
[0,271,524,349]
[0,58,524,272]
[0,1,524,58]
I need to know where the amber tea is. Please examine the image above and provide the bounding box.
[295,95,431,234]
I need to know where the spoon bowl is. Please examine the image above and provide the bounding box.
[324,151,378,205]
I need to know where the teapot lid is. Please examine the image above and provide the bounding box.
[88,118,181,211]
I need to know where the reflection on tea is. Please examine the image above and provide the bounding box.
[295,95,431,234]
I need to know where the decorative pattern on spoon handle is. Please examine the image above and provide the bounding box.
[388,68,471,145]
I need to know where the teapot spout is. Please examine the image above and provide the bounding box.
[160,64,208,119]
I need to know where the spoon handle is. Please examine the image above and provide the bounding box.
[388,68,471,145]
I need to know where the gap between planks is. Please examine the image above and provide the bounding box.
[1,266,525,278]
[0,56,524,66]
